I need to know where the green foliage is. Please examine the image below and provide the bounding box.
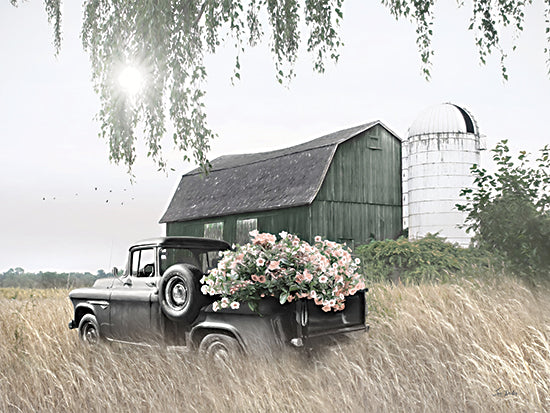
[356,234,491,284]
[11,1,550,173]
[0,269,112,289]
[457,141,550,274]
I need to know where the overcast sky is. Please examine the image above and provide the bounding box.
[1,1,549,273]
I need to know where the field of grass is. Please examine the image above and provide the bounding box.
[0,273,548,412]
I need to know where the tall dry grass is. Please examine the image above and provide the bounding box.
[0,274,548,412]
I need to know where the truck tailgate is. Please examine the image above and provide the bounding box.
[301,291,366,338]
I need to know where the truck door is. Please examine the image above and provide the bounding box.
[109,247,162,343]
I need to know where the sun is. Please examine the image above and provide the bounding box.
[118,65,144,96]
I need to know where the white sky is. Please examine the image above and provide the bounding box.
[1,1,549,273]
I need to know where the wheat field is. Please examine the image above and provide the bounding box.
[0,274,548,412]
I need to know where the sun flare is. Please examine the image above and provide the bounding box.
[118,65,144,96]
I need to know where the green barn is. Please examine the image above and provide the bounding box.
[160,121,402,248]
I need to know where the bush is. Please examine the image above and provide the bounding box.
[457,141,550,275]
[356,234,492,284]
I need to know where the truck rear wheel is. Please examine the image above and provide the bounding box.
[199,333,241,364]
[159,264,203,323]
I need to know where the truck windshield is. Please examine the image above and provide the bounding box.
[159,247,219,274]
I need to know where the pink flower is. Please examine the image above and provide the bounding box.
[303,269,313,282]
[268,260,280,271]
[258,275,266,283]
[251,274,259,282]
[322,305,331,312]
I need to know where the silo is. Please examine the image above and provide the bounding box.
[403,103,485,246]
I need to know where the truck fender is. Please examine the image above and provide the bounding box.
[189,322,246,351]
[73,303,96,326]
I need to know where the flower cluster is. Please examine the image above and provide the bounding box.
[200,231,365,312]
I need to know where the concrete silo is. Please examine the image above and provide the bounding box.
[403,103,485,246]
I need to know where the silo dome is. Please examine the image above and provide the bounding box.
[402,103,484,246]
[408,103,478,137]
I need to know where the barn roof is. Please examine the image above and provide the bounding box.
[160,121,396,223]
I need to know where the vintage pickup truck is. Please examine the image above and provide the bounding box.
[68,237,367,359]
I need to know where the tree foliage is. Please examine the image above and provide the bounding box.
[457,141,550,274]
[11,0,550,172]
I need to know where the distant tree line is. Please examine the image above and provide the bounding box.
[0,268,113,289]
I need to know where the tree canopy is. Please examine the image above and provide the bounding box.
[11,0,550,173]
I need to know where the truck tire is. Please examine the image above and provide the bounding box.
[159,264,202,323]
[78,314,101,345]
[199,333,242,363]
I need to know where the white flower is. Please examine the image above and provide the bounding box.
[355,258,361,265]
[310,290,317,298]
[230,301,240,310]
[315,235,322,242]
[200,285,209,295]
[319,275,328,283]
[213,302,220,312]
[279,231,288,239]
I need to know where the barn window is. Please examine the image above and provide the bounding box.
[368,135,381,150]
[204,222,224,240]
[236,218,258,245]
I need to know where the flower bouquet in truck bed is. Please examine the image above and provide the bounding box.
[200,231,366,312]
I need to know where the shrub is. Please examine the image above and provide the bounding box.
[457,140,550,275]
[200,231,365,312]
[356,234,491,284]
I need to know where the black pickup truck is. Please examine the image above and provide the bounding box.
[68,237,367,358]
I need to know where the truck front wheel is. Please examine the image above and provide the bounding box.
[199,333,241,364]
[78,314,100,345]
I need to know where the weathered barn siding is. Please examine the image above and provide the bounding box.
[312,125,402,244]
[167,206,311,245]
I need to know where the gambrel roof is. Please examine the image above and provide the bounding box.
[160,121,398,223]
